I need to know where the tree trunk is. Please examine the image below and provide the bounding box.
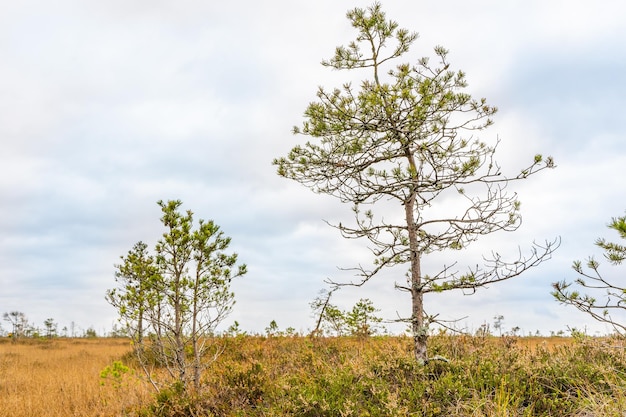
[404,146,428,364]
[191,275,200,391]
[411,257,428,362]
[412,288,428,365]
[137,307,144,345]
[174,285,186,388]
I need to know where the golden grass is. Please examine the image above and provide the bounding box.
[516,336,580,350]
[0,338,152,417]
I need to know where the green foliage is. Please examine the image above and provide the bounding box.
[106,199,247,392]
[553,212,626,335]
[324,305,346,335]
[274,2,557,363]
[84,327,97,338]
[100,360,130,389]
[133,335,626,416]
[311,293,383,337]
[225,320,247,337]
[43,318,57,338]
[265,320,280,337]
[219,362,266,410]
[146,381,212,417]
[596,215,626,263]
[345,298,383,337]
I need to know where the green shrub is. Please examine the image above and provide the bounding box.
[123,335,626,416]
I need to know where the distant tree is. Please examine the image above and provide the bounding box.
[3,311,27,340]
[265,320,280,336]
[475,322,491,338]
[345,298,383,337]
[225,321,246,337]
[84,327,97,338]
[323,305,348,336]
[493,315,504,336]
[108,323,128,338]
[310,291,383,337]
[273,3,558,364]
[310,288,337,336]
[43,318,58,338]
[106,200,247,393]
[108,241,157,346]
[552,213,626,336]
[310,288,348,336]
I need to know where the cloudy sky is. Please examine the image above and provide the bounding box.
[1,0,625,337]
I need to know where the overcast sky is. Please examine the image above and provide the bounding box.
[1,0,625,337]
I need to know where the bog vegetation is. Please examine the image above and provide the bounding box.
[3,3,626,417]
[1,334,626,416]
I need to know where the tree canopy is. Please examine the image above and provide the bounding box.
[107,200,247,391]
[274,2,558,363]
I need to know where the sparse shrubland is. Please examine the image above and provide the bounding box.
[2,334,626,416]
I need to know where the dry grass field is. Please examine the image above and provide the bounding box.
[1,335,625,416]
[0,338,151,417]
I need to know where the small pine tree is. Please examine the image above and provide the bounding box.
[553,213,626,335]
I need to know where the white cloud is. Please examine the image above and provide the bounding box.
[0,0,625,337]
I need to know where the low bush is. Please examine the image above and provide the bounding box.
[131,335,626,416]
